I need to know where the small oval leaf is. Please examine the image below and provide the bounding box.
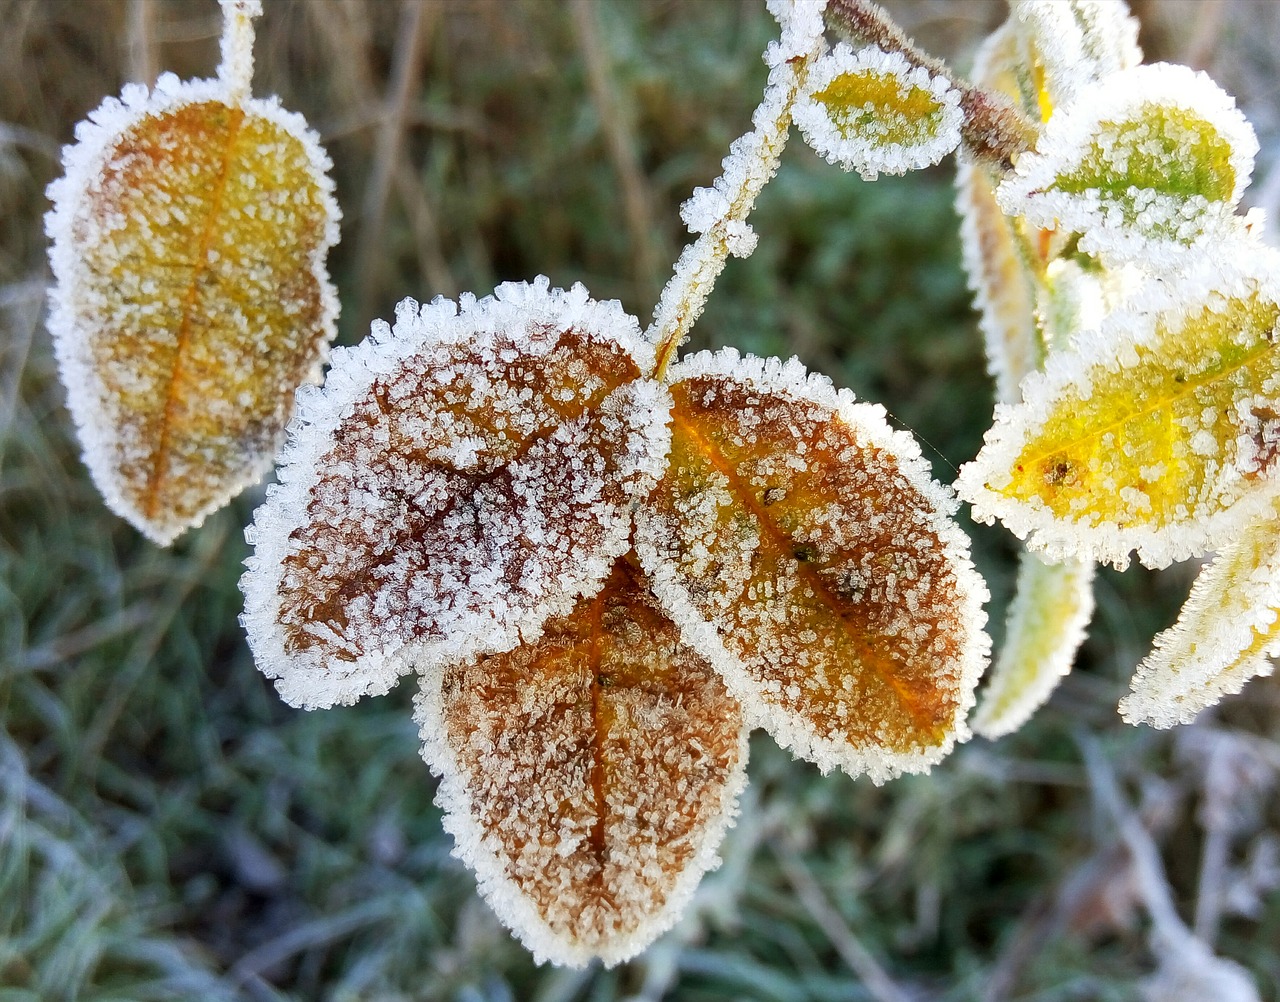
[636,349,990,782]
[971,551,1095,739]
[46,73,340,544]
[794,43,963,181]
[1122,498,1280,729]
[1010,0,1142,112]
[240,281,672,709]
[997,64,1258,267]
[957,252,1280,569]
[416,554,748,968]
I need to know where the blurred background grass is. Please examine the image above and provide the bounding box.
[3,1,1280,999]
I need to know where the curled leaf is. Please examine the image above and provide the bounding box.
[416,555,748,967]
[998,64,1258,267]
[636,349,990,782]
[972,551,1095,739]
[46,66,340,545]
[794,43,963,181]
[240,281,672,709]
[957,251,1280,570]
[1122,497,1280,728]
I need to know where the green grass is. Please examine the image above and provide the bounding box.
[3,1,1280,999]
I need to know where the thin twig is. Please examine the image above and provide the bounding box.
[126,0,159,88]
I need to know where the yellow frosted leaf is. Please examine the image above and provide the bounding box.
[636,349,990,782]
[416,554,747,968]
[957,252,1280,570]
[46,59,340,545]
[240,281,672,709]
[794,43,962,181]
[998,64,1257,268]
[972,551,1095,739]
[1122,496,1280,728]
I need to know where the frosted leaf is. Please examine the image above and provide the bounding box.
[45,66,340,545]
[1122,496,1280,728]
[765,0,828,66]
[997,64,1258,269]
[956,250,1280,570]
[794,44,963,181]
[635,349,990,783]
[972,551,1095,739]
[240,280,672,709]
[1010,1,1142,112]
[416,555,748,968]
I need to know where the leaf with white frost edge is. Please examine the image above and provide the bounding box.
[1122,496,1280,729]
[240,280,672,710]
[1010,0,1142,112]
[956,249,1280,571]
[45,55,340,545]
[794,44,962,182]
[997,64,1258,270]
[416,555,748,968]
[636,348,990,783]
[972,551,1095,739]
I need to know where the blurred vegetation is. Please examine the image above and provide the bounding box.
[2,1,1280,999]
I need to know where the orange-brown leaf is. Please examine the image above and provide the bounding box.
[46,77,339,544]
[416,554,747,967]
[241,283,671,709]
[636,350,990,782]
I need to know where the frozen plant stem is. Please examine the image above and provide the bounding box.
[824,0,1035,168]
[217,0,262,103]
[648,46,818,380]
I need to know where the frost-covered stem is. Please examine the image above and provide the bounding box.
[648,54,814,380]
[825,0,1035,169]
[217,0,263,103]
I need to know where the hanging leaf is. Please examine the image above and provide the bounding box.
[972,551,1095,738]
[794,43,963,181]
[416,554,748,968]
[46,8,340,545]
[997,63,1258,268]
[1122,498,1280,728]
[957,252,1280,570]
[240,281,672,710]
[635,349,990,782]
[1009,0,1142,114]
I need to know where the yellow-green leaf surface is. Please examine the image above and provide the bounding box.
[957,253,1280,570]
[794,43,962,180]
[240,282,671,710]
[46,74,339,544]
[1122,496,1280,728]
[972,551,1095,739]
[416,554,747,968]
[636,350,990,782]
[998,64,1257,267]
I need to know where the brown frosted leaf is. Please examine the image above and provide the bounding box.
[416,553,748,968]
[46,70,340,544]
[635,349,990,782]
[240,281,672,709]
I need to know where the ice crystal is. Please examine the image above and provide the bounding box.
[1122,495,1280,728]
[240,280,671,709]
[45,4,339,544]
[1010,0,1142,111]
[417,556,748,968]
[794,44,962,181]
[957,250,1280,570]
[998,64,1258,269]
